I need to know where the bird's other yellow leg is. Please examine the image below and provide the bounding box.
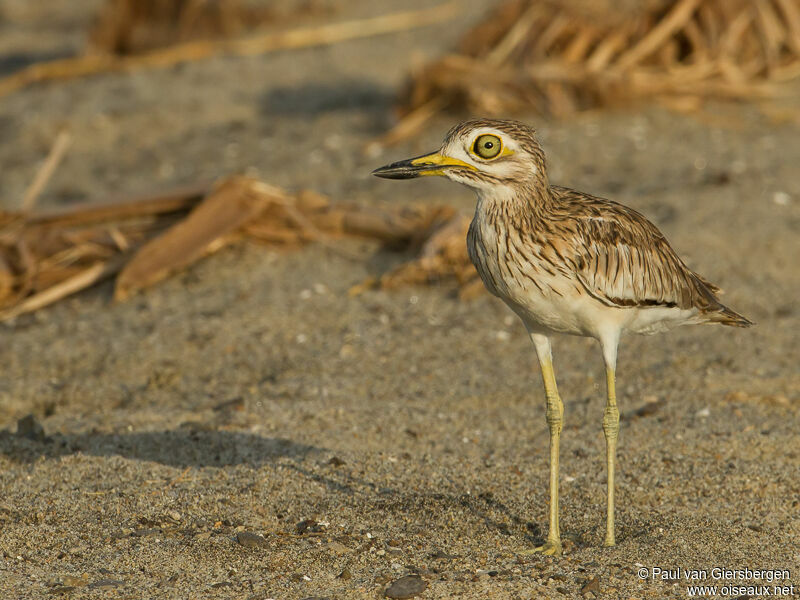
[529,333,563,556]
[600,334,620,547]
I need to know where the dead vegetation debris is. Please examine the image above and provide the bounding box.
[0,3,457,99]
[377,0,800,146]
[0,176,479,322]
[88,0,336,55]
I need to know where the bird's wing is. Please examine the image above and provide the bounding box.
[550,186,721,312]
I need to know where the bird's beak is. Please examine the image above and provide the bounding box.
[372,151,475,180]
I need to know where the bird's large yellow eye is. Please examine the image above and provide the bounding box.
[473,134,502,159]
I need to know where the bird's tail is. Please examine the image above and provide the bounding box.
[691,272,753,327]
[706,304,754,327]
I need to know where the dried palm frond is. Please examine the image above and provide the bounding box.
[0,3,457,99]
[381,0,800,145]
[0,177,474,321]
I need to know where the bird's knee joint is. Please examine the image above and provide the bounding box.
[545,402,563,434]
[546,414,562,430]
[602,405,619,438]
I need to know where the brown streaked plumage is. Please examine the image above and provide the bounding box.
[373,118,751,555]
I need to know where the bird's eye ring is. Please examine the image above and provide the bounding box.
[473,134,502,160]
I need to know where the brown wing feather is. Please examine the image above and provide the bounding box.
[550,186,727,314]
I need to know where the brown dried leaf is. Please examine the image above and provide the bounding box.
[0,251,13,301]
[114,177,282,301]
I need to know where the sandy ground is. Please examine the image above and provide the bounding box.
[1,1,799,598]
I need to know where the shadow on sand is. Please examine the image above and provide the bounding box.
[1,424,656,548]
[0,426,323,468]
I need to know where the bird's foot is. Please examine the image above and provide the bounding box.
[603,536,615,548]
[521,539,562,556]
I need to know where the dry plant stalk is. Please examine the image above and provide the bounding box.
[0,3,457,99]
[0,185,209,321]
[382,0,800,145]
[21,131,72,212]
[0,176,477,321]
[88,0,335,55]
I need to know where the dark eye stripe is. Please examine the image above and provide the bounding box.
[473,134,502,159]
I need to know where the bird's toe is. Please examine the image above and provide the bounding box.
[522,539,562,556]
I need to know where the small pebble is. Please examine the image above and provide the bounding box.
[581,576,600,595]
[326,541,350,556]
[773,191,790,205]
[384,575,427,599]
[236,531,268,549]
[295,519,325,535]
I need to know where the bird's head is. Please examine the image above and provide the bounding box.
[372,119,547,194]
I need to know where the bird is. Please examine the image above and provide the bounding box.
[372,118,752,555]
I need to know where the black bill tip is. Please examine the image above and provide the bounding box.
[371,158,426,180]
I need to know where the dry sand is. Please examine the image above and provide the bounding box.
[0,1,798,598]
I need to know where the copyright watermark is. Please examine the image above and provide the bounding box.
[635,565,795,597]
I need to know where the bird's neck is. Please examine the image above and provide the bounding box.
[475,177,556,223]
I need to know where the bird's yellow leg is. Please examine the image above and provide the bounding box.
[602,366,619,547]
[538,356,564,555]
[524,333,563,556]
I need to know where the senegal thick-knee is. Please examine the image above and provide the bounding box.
[373,119,751,554]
